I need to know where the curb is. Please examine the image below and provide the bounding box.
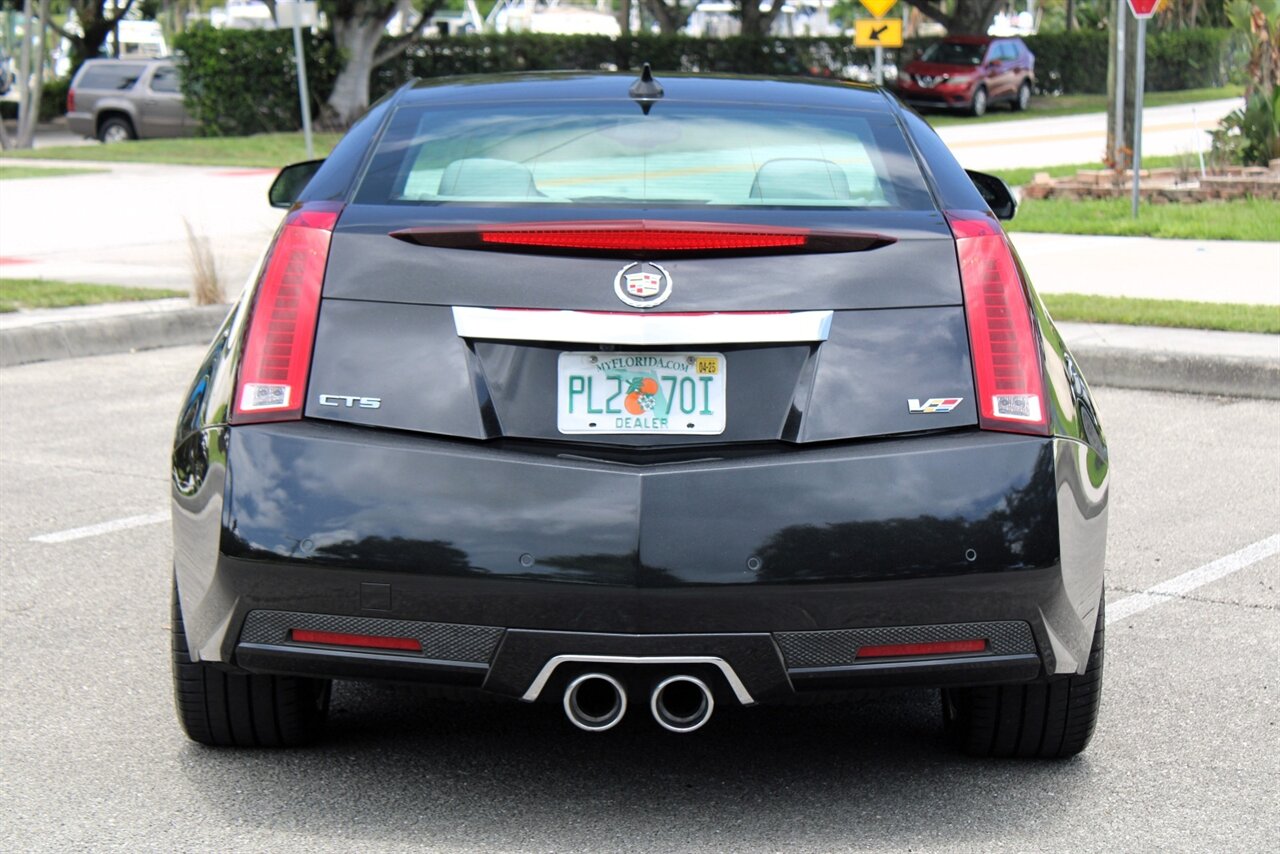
[1,306,1277,400]
[1067,344,1280,401]
[0,305,229,368]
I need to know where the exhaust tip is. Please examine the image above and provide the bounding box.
[563,673,627,732]
[650,675,714,733]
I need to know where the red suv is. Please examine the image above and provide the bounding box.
[897,36,1035,117]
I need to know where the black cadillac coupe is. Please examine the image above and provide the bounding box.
[170,69,1108,757]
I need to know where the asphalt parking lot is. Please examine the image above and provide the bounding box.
[1,345,1277,853]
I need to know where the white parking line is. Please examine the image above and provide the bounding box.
[31,511,168,544]
[1107,533,1280,625]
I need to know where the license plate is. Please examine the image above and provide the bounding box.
[557,352,727,435]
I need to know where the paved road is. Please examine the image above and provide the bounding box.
[1,346,1277,852]
[935,98,1242,171]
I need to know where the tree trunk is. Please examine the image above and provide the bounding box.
[616,0,632,36]
[1065,0,1076,32]
[899,0,1002,34]
[739,0,789,35]
[945,0,1003,34]
[643,0,691,35]
[18,2,50,148]
[325,18,384,128]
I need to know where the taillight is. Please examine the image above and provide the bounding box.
[948,210,1048,436]
[66,89,75,113]
[231,202,342,424]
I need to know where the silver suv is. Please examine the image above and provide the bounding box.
[66,58,192,142]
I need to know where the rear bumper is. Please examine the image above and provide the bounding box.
[172,421,1107,699]
[900,93,973,110]
[65,112,95,137]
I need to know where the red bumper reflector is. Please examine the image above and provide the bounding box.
[390,220,893,257]
[290,629,422,653]
[856,639,987,659]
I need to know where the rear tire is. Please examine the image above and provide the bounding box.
[1013,80,1032,112]
[98,116,135,143]
[969,86,988,117]
[171,579,331,747]
[942,598,1104,758]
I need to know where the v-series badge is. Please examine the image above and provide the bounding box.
[908,397,963,414]
[318,394,382,409]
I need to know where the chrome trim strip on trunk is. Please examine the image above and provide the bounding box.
[453,307,833,346]
[520,654,755,705]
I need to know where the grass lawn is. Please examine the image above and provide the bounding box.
[1007,196,1280,241]
[926,85,1243,127]
[0,163,107,180]
[1042,293,1280,334]
[0,279,187,312]
[991,154,1188,189]
[0,132,341,168]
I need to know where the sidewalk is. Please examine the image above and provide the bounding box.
[1010,233,1280,305]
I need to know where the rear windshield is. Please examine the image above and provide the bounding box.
[76,63,146,91]
[355,101,934,210]
[920,42,987,66]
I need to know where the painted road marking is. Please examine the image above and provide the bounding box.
[31,511,168,544]
[1107,533,1280,625]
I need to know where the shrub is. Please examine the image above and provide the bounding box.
[174,28,1238,134]
[173,24,339,137]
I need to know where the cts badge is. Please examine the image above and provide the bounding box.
[318,394,382,409]
[908,397,963,413]
[613,261,673,308]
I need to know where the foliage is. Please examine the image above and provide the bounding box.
[1008,196,1280,241]
[1210,92,1280,164]
[372,29,1236,99]
[0,279,186,313]
[0,131,342,167]
[172,24,339,137]
[167,26,1238,134]
[1211,0,1280,164]
[1040,293,1280,334]
[0,163,105,179]
[0,76,68,122]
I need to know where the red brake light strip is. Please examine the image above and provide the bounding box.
[390,220,893,258]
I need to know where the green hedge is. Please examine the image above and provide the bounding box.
[173,24,339,136]
[174,27,1236,135]
[374,29,1236,99]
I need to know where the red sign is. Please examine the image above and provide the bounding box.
[1127,0,1160,17]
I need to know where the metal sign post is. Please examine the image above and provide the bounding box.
[856,0,899,85]
[1113,5,1125,171]
[1126,0,1159,218]
[278,1,319,159]
[1131,15,1147,218]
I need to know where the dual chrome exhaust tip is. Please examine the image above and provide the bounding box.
[562,672,714,733]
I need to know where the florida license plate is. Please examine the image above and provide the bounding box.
[557,352,727,435]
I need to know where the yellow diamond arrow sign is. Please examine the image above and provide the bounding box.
[859,0,898,18]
